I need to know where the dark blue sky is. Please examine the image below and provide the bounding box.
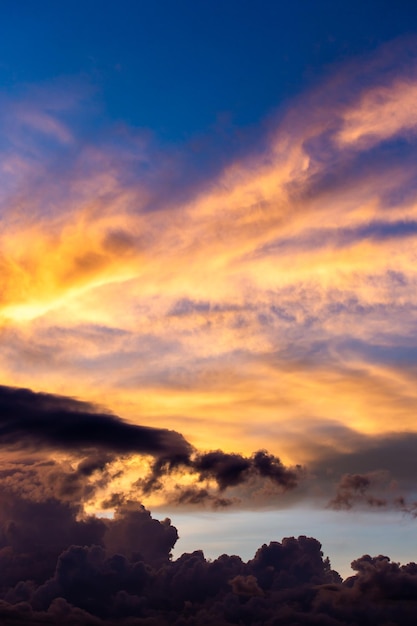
[1,0,416,141]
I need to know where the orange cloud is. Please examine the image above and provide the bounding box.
[337,79,417,148]
[1,48,417,494]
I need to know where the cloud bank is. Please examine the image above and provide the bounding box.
[0,381,416,523]
[0,384,302,512]
[0,492,415,625]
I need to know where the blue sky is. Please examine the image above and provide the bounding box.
[2,1,417,140]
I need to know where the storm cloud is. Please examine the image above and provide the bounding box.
[0,384,303,510]
[0,491,415,625]
[0,384,415,623]
[0,385,191,459]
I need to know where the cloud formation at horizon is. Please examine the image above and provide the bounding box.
[0,382,415,522]
[0,489,415,625]
[0,384,304,512]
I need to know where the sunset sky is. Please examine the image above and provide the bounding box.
[1,0,417,594]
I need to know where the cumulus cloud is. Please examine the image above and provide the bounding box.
[139,448,301,501]
[0,382,414,623]
[0,489,415,626]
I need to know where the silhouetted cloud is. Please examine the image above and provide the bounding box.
[194,449,300,491]
[328,473,387,510]
[4,383,417,517]
[137,448,302,508]
[0,384,302,512]
[0,385,191,459]
[0,384,416,623]
[171,486,237,508]
[0,489,416,625]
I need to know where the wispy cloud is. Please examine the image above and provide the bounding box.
[1,40,417,494]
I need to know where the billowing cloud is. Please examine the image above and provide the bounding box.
[0,384,301,511]
[139,448,301,509]
[0,378,414,624]
[0,489,415,625]
[1,382,416,519]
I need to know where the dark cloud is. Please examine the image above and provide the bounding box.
[4,383,417,519]
[0,385,191,459]
[0,384,303,515]
[1,383,417,622]
[0,486,415,624]
[0,455,122,508]
[104,503,178,567]
[137,448,302,508]
[329,473,380,510]
[0,492,106,589]
[0,489,338,623]
[291,422,417,513]
[308,426,417,479]
[229,574,264,597]
[171,486,237,508]
[192,449,301,492]
[2,383,417,520]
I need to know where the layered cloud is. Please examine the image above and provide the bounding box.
[0,384,302,512]
[0,379,415,624]
[0,383,415,519]
[1,41,417,505]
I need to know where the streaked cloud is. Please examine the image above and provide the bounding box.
[337,79,417,148]
[0,40,417,510]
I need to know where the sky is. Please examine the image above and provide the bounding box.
[1,1,417,623]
